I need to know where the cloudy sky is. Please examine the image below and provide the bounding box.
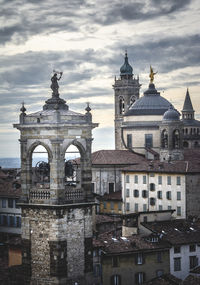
[0,0,200,157]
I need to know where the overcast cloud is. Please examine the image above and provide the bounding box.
[0,0,200,157]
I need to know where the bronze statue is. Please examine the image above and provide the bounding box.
[149,66,157,83]
[51,71,63,97]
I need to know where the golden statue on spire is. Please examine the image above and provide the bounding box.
[149,65,157,83]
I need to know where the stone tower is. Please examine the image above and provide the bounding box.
[160,105,184,161]
[14,72,98,284]
[114,52,141,150]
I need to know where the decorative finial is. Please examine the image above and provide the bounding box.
[85,102,91,113]
[20,101,26,113]
[149,66,157,84]
[51,70,63,98]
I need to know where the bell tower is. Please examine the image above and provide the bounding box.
[113,51,141,150]
[14,72,98,284]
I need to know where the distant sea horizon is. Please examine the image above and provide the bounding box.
[0,157,48,169]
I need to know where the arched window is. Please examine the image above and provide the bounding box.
[161,130,168,148]
[185,128,188,135]
[32,145,49,186]
[119,97,125,115]
[65,145,80,187]
[183,141,189,148]
[173,130,180,149]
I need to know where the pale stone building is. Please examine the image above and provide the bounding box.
[13,72,98,284]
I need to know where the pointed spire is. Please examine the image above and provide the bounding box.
[182,88,195,120]
[182,88,194,112]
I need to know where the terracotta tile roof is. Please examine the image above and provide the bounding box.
[121,150,200,174]
[99,191,122,201]
[142,219,200,245]
[144,273,181,285]
[76,149,145,165]
[183,275,200,284]
[95,231,170,255]
[0,169,21,198]
[95,214,121,224]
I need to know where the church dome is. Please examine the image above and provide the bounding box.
[125,83,171,116]
[120,52,133,76]
[163,105,180,121]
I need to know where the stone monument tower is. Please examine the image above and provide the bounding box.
[160,105,184,161]
[113,51,141,149]
[14,72,98,284]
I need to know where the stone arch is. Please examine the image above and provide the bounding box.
[161,129,168,148]
[62,139,86,159]
[130,95,136,106]
[183,141,189,148]
[27,141,53,162]
[119,96,125,115]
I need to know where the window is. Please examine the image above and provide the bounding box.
[109,183,114,194]
[190,245,196,252]
[135,272,145,284]
[177,192,181,200]
[143,204,147,212]
[126,189,130,197]
[103,202,107,209]
[150,198,156,206]
[166,191,171,200]
[143,176,146,184]
[8,198,14,208]
[159,205,163,211]
[174,257,181,271]
[145,134,153,148]
[16,216,21,228]
[158,176,162,185]
[157,191,162,199]
[142,190,148,198]
[135,203,139,212]
[9,216,15,227]
[150,183,155,191]
[111,202,114,210]
[119,97,124,115]
[167,176,171,185]
[2,199,6,208]
[118,203,121,211]
[126,203,130,211]
[177,206,181,216]
[112,256,119,267]
[111,274,121,285]
[156,270,163,277]
[15,199,20,209]
[190,256,198,269]
[168,206,172,210]
[134,175,138,184]
[176,176,181,185]
[126,175,130,183]
[174,246,181,254]
[157,252,162,263]
[93,264,101,277]
[134,189,139,198]
[143,216,148,223]
[135,253,144,265]
[127,134,132,148]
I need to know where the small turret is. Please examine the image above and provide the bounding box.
[120,51,133,79]
[182,88,195,120]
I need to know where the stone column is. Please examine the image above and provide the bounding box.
[50,139,65,204]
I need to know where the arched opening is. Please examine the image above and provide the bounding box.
[130,96,136,107]
[32,145,50,187]
[161,130,168,148]
[185,128,188,135]
[173,130,180,149]
[119,96,125,115]
[64,145,80,187]
[194,141,199,148]
[183,141,189,148]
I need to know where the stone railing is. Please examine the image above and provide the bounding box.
[64,187,83,202]
[30,189,51,200]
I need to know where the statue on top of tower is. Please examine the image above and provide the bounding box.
[51,70,63,97]
[149,66,157,84]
